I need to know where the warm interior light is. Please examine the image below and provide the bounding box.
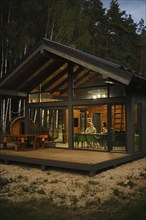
[105,80,114,84]
[93,95,97,99]
[89,88,107,99]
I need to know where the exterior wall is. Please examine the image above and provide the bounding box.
[26,59,146,157]
[28,88,146,157]
[126,98,134,154]
[142,98,146,155]
[126,88,146,156]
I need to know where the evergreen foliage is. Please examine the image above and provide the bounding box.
[0,0,146,76]
[0,0,146,134]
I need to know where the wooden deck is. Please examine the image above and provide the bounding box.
[0,148,132,176]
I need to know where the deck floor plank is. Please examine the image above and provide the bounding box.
[0,148,132,175]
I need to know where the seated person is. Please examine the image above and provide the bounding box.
[102,122,108,134]
[85,122,96,134]
[85,122,99,147]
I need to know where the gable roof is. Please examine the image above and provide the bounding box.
[0,38,145,97]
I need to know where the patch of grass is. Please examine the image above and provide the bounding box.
[85,197,101,207]
[37,188,46,195]
[58,193,66,200]
[139,172,146,179]
[0,177,9,187]
[137,186,146,196]
[84,180,99,192]
[0,197,146,220]
[21,185,30,193]
[114,197,146,220]
[46,171,51,175]
[117,181,127,187]
[16,175,28,182]
[126,180,136,188]
[117,180,136,188]
[112,188,128,199]
[70,195,78,206]
[103,197,119,208]
[43,178,48,183]
[50,179,59,183]
[87,180,99,185]
[0,176,18,187]
[17,175,24,179]
[21,184,38,194]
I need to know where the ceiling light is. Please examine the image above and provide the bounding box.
[93,95,97,99]
[105,80,114,84]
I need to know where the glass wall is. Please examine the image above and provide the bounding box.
[28,62,69,103]
[29,107,68,148]
[111,104,126,152]
[27,62,128,151]
[73,68,126,100]
[74,86,108,100]
[73,105,108,151]
[134,103,141,152]
[29,91,68,103]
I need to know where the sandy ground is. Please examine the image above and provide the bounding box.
[0,158,146,209]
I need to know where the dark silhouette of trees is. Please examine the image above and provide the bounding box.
[0,0,145,133]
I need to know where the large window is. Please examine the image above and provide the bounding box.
[29,107,68,148]
[29,62,69,103]
[73,67,126,100]
[73,105,108,151]
[74,86,108,100]
[29,91,68,103]
[28,62,127,151]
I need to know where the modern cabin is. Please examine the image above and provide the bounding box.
[0,38,146,161]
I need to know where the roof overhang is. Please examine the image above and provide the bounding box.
[0,38,145,96]
[41,39,133,85]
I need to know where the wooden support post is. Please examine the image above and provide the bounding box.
[15,138,21,151]
[5,160,10,165]
[41,165,46,171]
[15,143,19,151]
[41,138,45,148]
[3,136,7,148]
[89,171,96,177]
[113,164,117,168]
[33,139,37,149]
[20,137,26,150]
[89,166,96,177]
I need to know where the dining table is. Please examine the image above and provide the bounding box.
[74,132,107,148]
[1,134,49,151]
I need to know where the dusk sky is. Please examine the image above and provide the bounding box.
[102,0,146,25]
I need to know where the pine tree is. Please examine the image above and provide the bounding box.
[137,19,146,74]
[44,0,83,45]
[80,0,106,56]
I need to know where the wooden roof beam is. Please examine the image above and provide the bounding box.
[0,89,27,97]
